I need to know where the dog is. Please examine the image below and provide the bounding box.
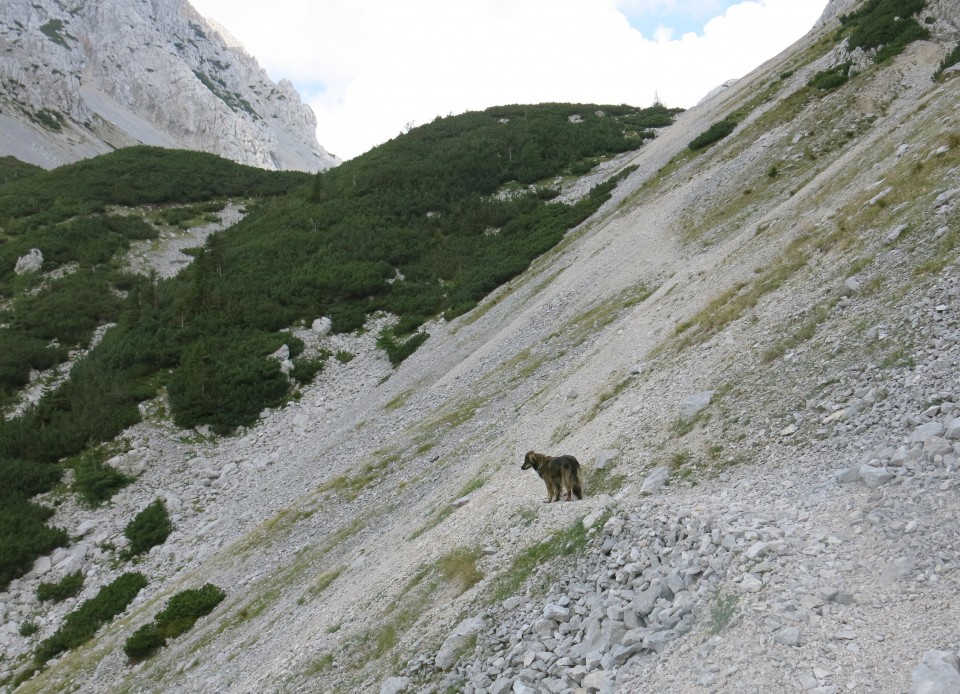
[521,451,584,502]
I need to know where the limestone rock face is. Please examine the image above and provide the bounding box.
[0,0,339,171]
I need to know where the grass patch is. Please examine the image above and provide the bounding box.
[709,591,739,634]
[436,547,484,593]
[761,303,831,363]
[384,389,413,410]
[669,234,812,350]
[308,567,344,598]
[316,451,402,501]
[490,515,601,602]
[408,475,486,540]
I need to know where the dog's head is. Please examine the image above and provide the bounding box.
[521,451,541,471]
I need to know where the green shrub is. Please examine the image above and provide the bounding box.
[0,497,68,590]
[377,328,430,367]
[70,448,134,507]
[19,620,39,637]
[689,120,737,151]
[123,583,225,661]
[37,571,84,602]
[840,0,929,63]
[122,500,172,558]
[290,354,328,384]
[123,624,166,661]
[35,572,147,665]
[809,62,852,90]
[934,43,960,80]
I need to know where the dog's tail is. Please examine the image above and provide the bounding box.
[572,458,584,500]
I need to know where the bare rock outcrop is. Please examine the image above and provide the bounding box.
[0,0,339,171]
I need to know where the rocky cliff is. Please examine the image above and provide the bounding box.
[0,0,338,171]
[4,1,960,693]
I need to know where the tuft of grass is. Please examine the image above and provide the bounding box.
[709,591,739,634]
[689,119,737,151]
[436,547,484,593]
[490,515,602,602]
[761,303,830,363]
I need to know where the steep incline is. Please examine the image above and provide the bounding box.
[6,1,960,692]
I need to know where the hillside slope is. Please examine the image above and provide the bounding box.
[6,1,960,692]
[0,0,338,171]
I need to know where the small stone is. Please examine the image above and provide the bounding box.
[774,627,802,647]
[379,676,410,694]
[910,650,960,694]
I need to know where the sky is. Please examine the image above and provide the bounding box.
[188,0,829,160]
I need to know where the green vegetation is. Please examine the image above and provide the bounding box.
[19,620,40,637]
[435,547,484,592]
[69,446,134,507]
[934,43,960,80]
[839,0,929,63]
[689,120,737,151]
[35,572,147,665]
[39,19,70,48]
[0,102,675,590]
[491,516,597,602]
[123,583,226,661]
[809,61,852,90]
[122,499,173,558]
[709,591,739,634]
[37,571,84,603]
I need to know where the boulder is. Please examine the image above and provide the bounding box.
[910,650,960,694]
[679,391,714,419]
[312,317,333,335]
[379,676,410,694]
[14,248,43,275]
[640,466,670,495]
[435,616,484,670]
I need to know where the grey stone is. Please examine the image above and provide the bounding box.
[835,467,861,483]
[910,421,944,444]
[880,557,916,585]
[581,670,615,693]
[312,316,333,335]
[944,418,960,441]
[543,602,570,622]
[489,679,513,694]
[14,248,43,275]
[435,616,484,670]
[858,464,894,488]
[594,449,619,471]
[633,579,668,616]
[640,466,671,495]
[379,676,410,694]
[910,650,960,694]
[774,627,802,647]
[679,390,714,419]
[503,596,524,611]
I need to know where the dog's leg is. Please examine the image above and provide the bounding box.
[544,479,556,503]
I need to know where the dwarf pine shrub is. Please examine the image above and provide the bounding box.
[689,120,737,151]
[37,571,84,602]
[123,583,225,660]
[122,499,172,558]
[35,572,147,665]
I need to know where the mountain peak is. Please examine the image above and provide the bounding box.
[0,0,339,171]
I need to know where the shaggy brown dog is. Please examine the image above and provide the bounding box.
[521,451,584,502]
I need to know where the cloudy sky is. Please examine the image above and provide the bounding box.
[188,0,829,160]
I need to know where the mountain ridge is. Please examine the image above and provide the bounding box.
[0,0,338,171]
[2,0,960,691]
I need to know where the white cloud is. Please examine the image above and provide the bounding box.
[189,0,828,160]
